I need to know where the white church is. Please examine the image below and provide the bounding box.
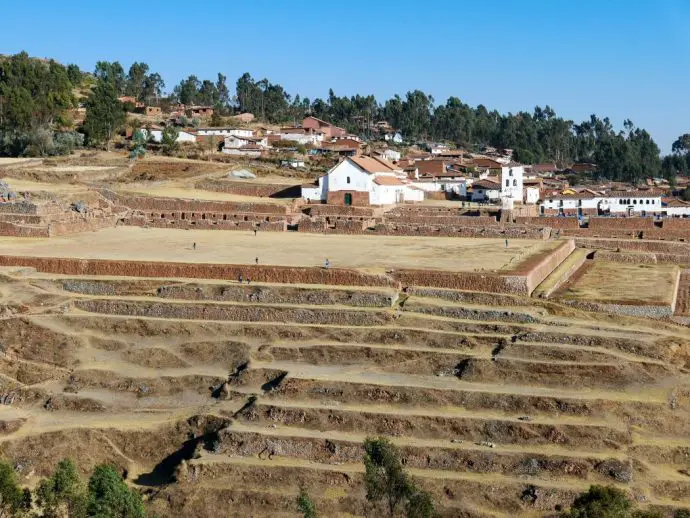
[301,156,424,206]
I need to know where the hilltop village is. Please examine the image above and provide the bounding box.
[0,54,689,518]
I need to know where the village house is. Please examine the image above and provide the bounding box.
[500,164,525,206]
[188,106,214,118]
[384,131,403,144]
[301,156,424,206]
[662,198,690,217]
[222,134,268,156]
[279,127,325,146]
[470,178,501,202]
[196,127,254,137]
[539,191,663,216]
[302,116,347,138]
[405,160,468,198]
[142,128,196,144]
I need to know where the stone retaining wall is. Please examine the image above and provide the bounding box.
[384,215,499,226]
[0,256,397,287]
[574,238,690,255]
[515,217,580,229]
[588,217,656,230]
[73,299,393,326]
[662,218,690,230]
[98,189,287,215]
[0,221,50,238]
[305,205,375,217]
[194,181,301,198]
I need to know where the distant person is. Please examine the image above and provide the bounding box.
[238,273,243,284]
[253,228,258,237]
[193,242,196,250]
[255,257,259,265]
[246,277,251,284]
[505,239,509,248]
[324,258,330,269]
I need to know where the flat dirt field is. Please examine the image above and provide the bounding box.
[559,261,679,305]
[0,227,557,272]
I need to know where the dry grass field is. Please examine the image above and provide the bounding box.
[558,261,679,306]
[0,227,558,273]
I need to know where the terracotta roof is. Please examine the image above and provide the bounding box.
[472,158,502,168]
[609,190,663,198]
[523,178,543,186]
[350,156,397,174]
[416,160,446,175]
[530,163,558,173]
[472,179,501,190]
[373,176,405,186]
[662,197,690,207]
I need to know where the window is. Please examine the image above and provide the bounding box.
[646,199,650,205]
[509,169,513,177]
[619,199,623,204]
[346,176,351,184]
[513,179,517,186]
[506,179,510,187]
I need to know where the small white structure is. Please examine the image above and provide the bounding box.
[279,128,324,146]
[525,187,540,204]
[222,134,268,157]
[384,132,403,144]
[143,128,196,144]
[281,158,306,168]
[382,149,401,161]
[662,198,690,217]
[471,179,501,202]
[196,128,254,137]
[301,156,423,205]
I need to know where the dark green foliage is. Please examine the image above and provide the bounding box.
[296,487,317,518]
[83,80,126,149]
[35,459,87,518]
[565,485,633,517]
[363,437,436,518]
[160,126,179,155]
[0,460,30,517]
[674,510,690,518]
[87,465,146,518]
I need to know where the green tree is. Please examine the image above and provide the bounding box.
[125,62,150,100]
[83,79,125,150]
[296,488,317,518]
[66,64,82,86]
[94,61,126,95]
[0,461,30,517]
[160,126,179,155]
[566,485,633,518]
[87,465,145,518]
[130,129,147,159]
[363,437,434,518]
[35,458,87,518]
[674,510,690,518]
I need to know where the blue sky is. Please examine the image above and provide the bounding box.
[1,0,689,152]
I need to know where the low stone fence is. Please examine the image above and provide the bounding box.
[574,238,690,255]
[0,221,50,238]
[195,181,301,198]
[384,215,499,226]
[662,218,690,230]
[370,224,550,240]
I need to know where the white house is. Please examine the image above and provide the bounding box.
[222,134,268,157]
[662,198,690,217]
[382,149,401,161]
[471,178,501,202]
[279,128,324,146]
[539,191,663,216]
[143,129,196,144]
[196,128,254,137]
[301,156,423,205]
[384,132,403,144]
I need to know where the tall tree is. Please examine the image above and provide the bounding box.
[87,465,146,518]
[125,62,150,99]
[83,79,125,150]
[94,61,126,95]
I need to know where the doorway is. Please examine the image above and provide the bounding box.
[344,193,353,206]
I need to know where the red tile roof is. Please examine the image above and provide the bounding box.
[373,176,405,186]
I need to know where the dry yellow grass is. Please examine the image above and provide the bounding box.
[0,227,557,273]
[559,261,679,305]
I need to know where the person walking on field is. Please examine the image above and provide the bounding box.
[505,239,509,248]
[255,257,259,265]
[324,258,330,269]
[193,242,196,250]
[253,228,257,237]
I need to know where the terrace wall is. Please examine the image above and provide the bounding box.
[194,181,301,198]
[588,217,655,230]
[663,218,690,230]
[574,238,690,255]
[306,205,374,217]
[0,221,50,238]
[515,217,580,229]
[97,189,287,214]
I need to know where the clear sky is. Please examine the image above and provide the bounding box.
[1,0,689,152]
